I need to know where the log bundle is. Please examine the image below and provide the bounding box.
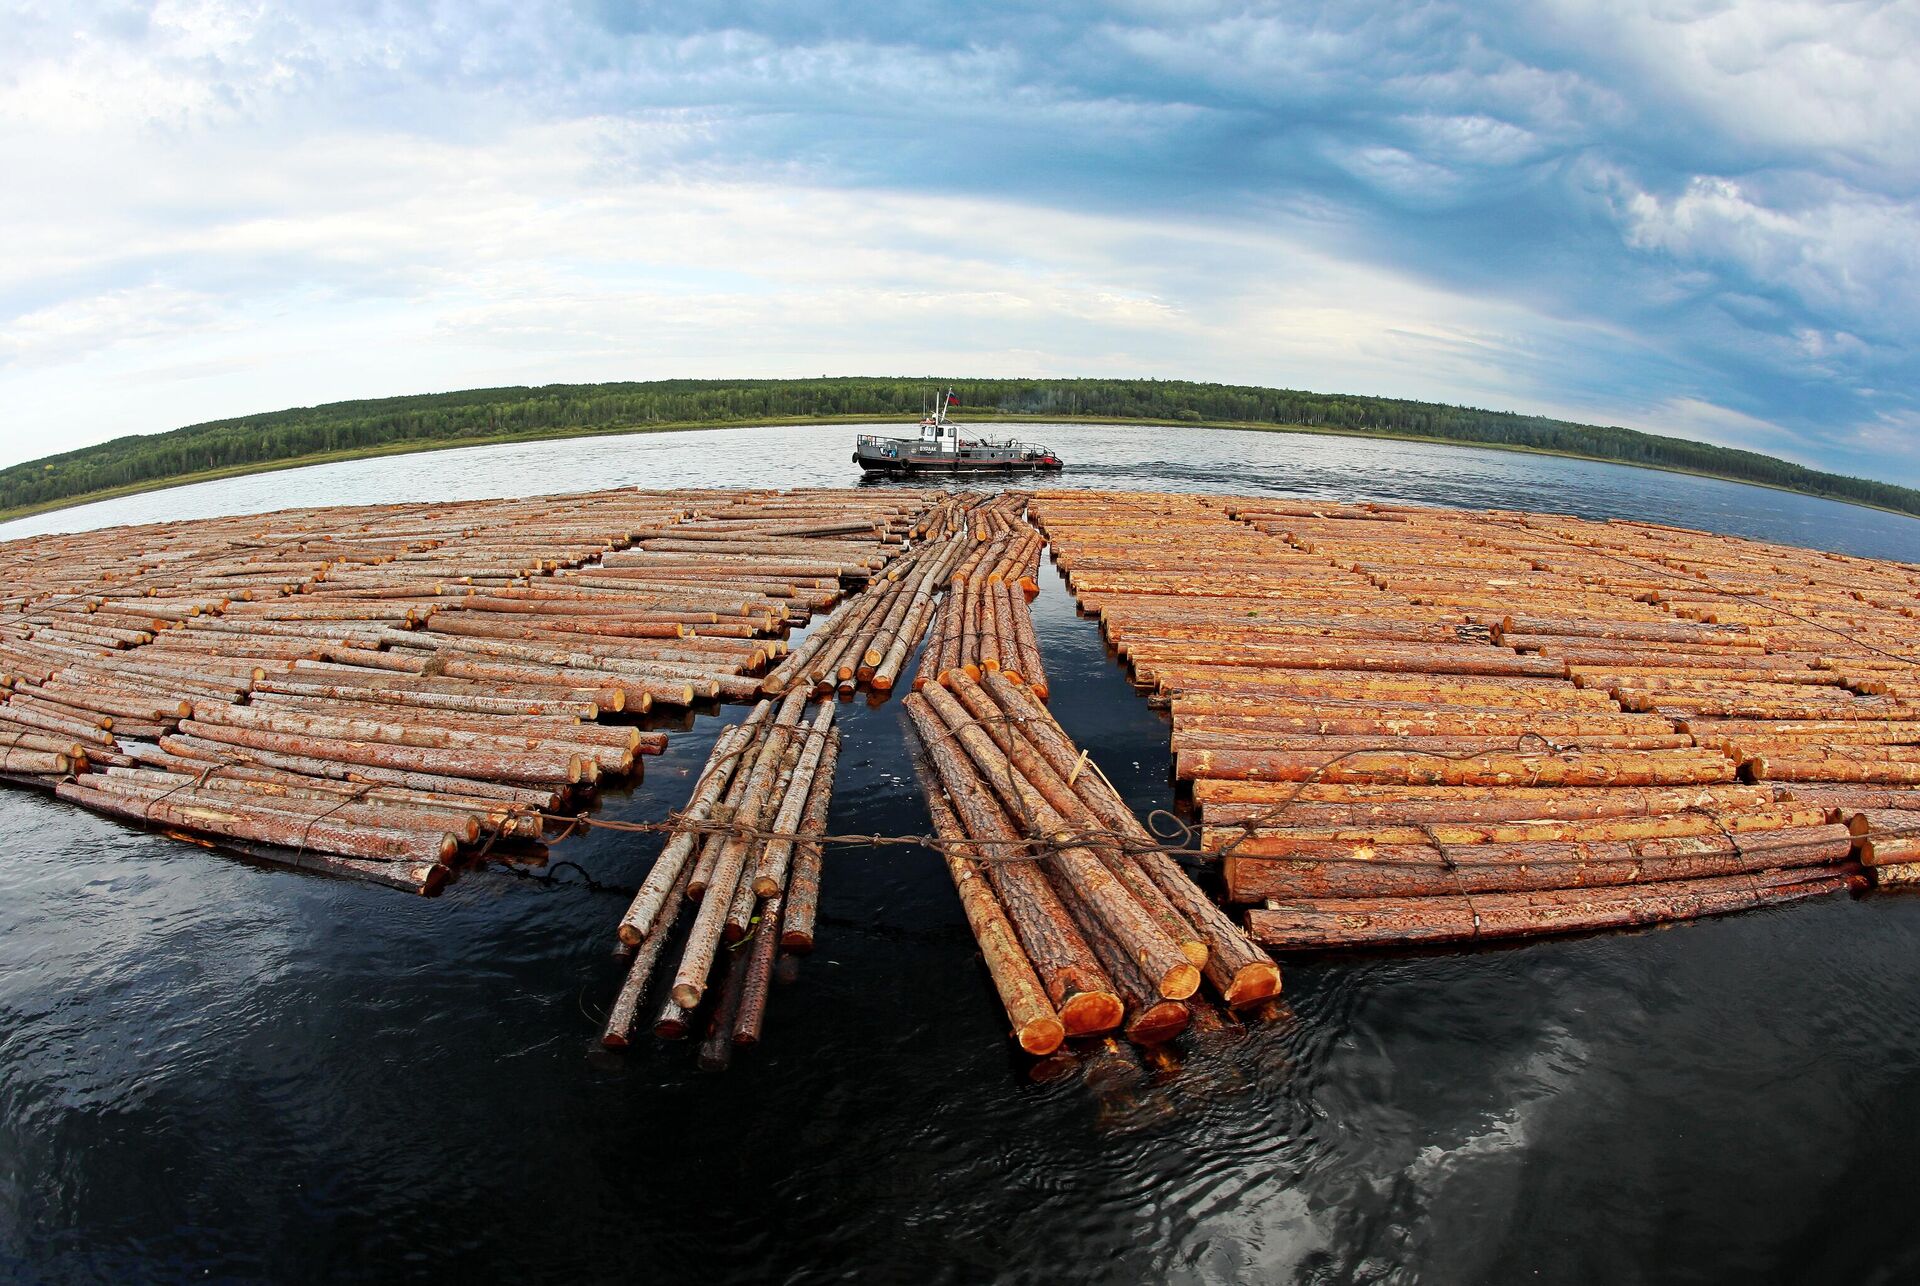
[601,690,841,1064]
[904,668,1281,1056]
[756,497,976,696]
[0,487,940,890]
[1027,490,1874,949]
[917,494,1049,695]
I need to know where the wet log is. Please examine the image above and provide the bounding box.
[670,688,811,1009]
[1225,834,1852,899]
[602,839,698,1047]
[752,700,837,896]
[616,703,772,944]
[730,893,783,1047]
[1206,803,1833,855]
[903,694,1122,1034]
[979,672,1283,1004]
[778,728,840,953]
[55,778,455,869]
[1248,867,1849,950]
[912,745,1065,1055]
[698,947,754,1072]
[156,733,562,807]
[1178,746,1737,787]
[919,681,1199,1000]
[944,671,1207,967]
[175,719,583,785]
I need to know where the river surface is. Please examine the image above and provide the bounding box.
[3,424,1918,1283]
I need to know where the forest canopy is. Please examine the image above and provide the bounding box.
[6,377,1916,518]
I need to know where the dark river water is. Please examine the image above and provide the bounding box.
[3,424,1919,1283]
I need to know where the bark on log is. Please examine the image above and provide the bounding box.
[903,694,1122,1034]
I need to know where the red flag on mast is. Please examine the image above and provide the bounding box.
[946,393,959,405]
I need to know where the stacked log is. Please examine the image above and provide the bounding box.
[1027,489,1864,948]
[757,508,973,696]
[918,498,1049,695]
[904,667,1280,1055]
[602,691,841,1061]
[0,486,935,890]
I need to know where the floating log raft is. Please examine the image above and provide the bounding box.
[601,692,841,1060]
[0,487,936,891]
[904,663,1280,1055]
[1028,489,1878,947]
[757,496,975,697]
[917,495,1049,696]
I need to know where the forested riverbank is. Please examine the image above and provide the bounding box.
[7,377,1916,520]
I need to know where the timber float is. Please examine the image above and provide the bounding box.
[8,484,1920,1077]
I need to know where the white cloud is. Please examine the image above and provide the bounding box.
[0,0,1913,478]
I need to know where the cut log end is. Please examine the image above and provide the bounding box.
[1017,1016,1067,1056]
[1126,1000,1192,1046]
[1059,990,1125,1036]
[670,982,702,1009]
[1158,961,1202,1001]
[1222,960,1284,1007]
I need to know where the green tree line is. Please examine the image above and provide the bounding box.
[6,377,1917,518]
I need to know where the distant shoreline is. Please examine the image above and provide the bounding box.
[3,413,1915,526]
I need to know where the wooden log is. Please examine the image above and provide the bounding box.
[778,729,840,953]
[1225,834,1852,899]
[671,689,811,1008]
[602,838,698,1047]
[978,672,1283,1004]
[730,893,783,1047]
[919,681,1199,1000]
[1178,746,1737,787]
[751,701,837,896]
[1006,583,1048,698]
[1207,804,1833,855]
[870,596,934,692]
[175,719,583,784]
[1248,868,1849,950]
[156,734,562,808]
[1747,754,1920,785]
[616,703,772,944]
[1054,879,1191,1046]
[0,747,70,774]
[911,743,1065,1055]
[945,671,1207,968]
[697,947,754,1072]
[55,778,456,866]
[903,694,1122,1034]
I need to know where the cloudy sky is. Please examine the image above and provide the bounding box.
[2,1,1916,478]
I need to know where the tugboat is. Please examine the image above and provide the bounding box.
[853,390,1063,475]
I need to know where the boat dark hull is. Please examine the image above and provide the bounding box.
[853,453,1064,474]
